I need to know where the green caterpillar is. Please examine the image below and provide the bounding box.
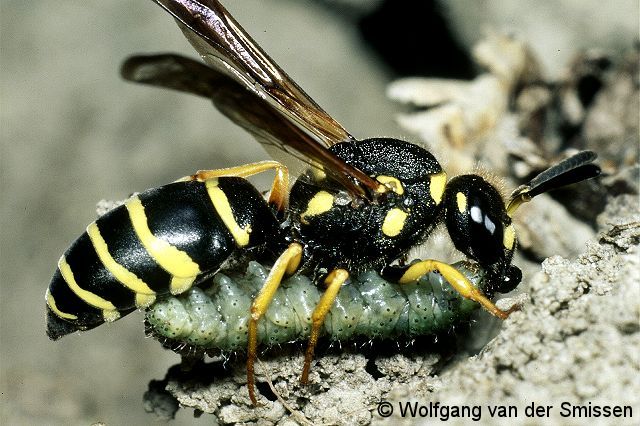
[146,261,486,353]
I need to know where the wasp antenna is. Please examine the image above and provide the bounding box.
[524,151,600,198]
[507,151,601,215]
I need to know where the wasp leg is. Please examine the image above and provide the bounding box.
[300,268,349,385]
[396,260,519,319]
[247,242,302,405]
[179,160,290,213]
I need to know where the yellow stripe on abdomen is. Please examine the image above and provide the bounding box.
[169,276,196,295]
[58,256,120,321]
[205,179,251,247]
[126,196,201,294]
[46,288,78,320]
[87,222,157,307]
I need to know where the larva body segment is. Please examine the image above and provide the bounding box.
[146,261,485,352]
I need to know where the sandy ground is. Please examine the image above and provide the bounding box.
[1,1,638,425]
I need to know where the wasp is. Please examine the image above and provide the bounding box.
[45,0,601,405]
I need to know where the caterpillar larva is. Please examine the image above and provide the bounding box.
[146,261,486,353]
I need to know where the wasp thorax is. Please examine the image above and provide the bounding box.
[443,175,516,269]
[288,138,446,272]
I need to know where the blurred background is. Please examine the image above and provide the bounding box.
[1,0,637,424]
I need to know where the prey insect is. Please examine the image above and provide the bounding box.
[45,0,601,405]
[146,260,487,353]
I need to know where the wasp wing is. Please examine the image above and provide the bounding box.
[124,53,344,177]
[121,54,221,99]
[155,0,351,147]
[135,0,380,197]
[122,53,372,197]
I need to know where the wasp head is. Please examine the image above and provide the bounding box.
[443,175,521,295]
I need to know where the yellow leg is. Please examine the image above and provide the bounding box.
[300,269,349,385]
[179,160,290,213]
[398,260,519,319]
[247,242,303,405]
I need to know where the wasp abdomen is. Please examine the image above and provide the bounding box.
[46,178,280,340]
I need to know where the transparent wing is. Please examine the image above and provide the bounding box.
[138,0,380,197]
[122,53,373,196]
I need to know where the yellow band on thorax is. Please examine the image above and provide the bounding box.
[376,175,404,195]
[299,191,334,225]
[382,208,408,237]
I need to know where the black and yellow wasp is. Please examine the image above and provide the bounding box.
[45,0,600,404]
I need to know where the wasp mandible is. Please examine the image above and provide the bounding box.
[45,0,601,405]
